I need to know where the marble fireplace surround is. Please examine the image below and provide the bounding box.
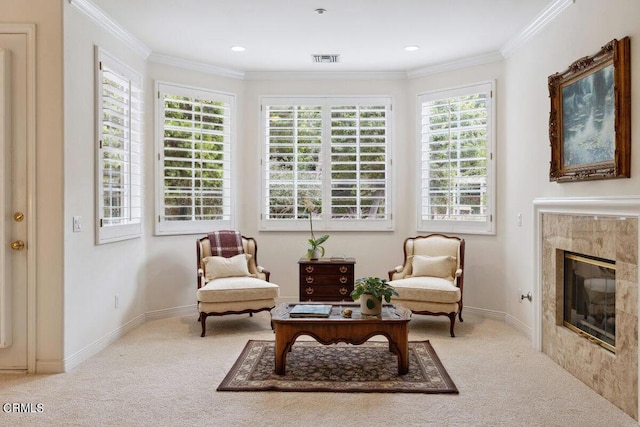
[534,197,639,420]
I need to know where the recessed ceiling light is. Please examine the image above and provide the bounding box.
[404,45,420,52]
[231,46,246,52]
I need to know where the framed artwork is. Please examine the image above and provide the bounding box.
[548,37,630,182]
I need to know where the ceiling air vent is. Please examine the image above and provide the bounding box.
[312,54,340,64]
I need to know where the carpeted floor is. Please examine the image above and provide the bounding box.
[218,340,458,393]
[0,311,637,426]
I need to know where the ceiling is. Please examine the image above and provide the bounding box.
[89,0,554,75]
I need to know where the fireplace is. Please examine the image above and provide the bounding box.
[563,251,616,353]
[535,198,639,420]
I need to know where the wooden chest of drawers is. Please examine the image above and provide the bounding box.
[298,258,356,302]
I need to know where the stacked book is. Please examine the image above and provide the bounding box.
[289,304,333,318]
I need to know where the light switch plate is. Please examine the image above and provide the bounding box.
[73,216,82,232]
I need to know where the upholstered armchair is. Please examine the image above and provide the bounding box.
[196,231,279,337]
[388,234,465,337]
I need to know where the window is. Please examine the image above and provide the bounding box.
[418,82,495,234]
[95,47,143,244]
[155,82,234,235]
[261,97,392,231]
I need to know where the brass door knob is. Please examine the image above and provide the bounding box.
[11,240,25,251]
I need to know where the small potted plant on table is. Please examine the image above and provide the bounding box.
[350,277,398,316]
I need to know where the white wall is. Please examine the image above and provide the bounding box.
[501,0,640,330]
[63,2,147,368]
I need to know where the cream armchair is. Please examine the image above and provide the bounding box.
[196,233,279,337]
[388,234,465,337]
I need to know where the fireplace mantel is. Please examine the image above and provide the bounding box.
[533,196,640,420]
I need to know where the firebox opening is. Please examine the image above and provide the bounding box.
[563,251,616,353]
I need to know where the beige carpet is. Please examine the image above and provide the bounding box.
[0,312,636,426]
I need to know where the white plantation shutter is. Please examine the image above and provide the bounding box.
[418,82,495,234]
[261,97,392,231]
[155,82,234,235]
[330,102,389,222]
[263,102,323,223]
[96,47,143,244]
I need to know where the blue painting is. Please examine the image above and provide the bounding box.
[561,64,615,167]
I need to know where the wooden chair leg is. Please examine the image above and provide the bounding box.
[200,312,207,337]
[448,312,457,337]
[458,304,464,322]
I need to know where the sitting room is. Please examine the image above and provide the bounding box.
[1,0,639,425]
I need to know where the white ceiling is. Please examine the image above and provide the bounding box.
[89,0,554,74]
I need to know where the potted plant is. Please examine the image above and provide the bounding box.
[350,277,399,316]
[303,199,329,260]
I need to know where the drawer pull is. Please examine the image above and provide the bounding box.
[305,265,314,273]
[305,287,314,295]
[339,287,348,295]
[339,276,348,284]
[305,276,314,284]
[339,266,348,273]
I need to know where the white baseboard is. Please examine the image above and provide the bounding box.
[505,312,533,340]
[52,305,197,373]
[57,313,146,373]
[464,305,506,321]
[465,305,533,340]
[145,304,196,321]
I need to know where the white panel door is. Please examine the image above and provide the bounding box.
[0,33,29,370]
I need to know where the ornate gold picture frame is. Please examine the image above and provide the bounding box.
[548,37,630,182]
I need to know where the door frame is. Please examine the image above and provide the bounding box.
[0,24,37,373]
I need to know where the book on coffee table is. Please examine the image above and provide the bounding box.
[289,304,333,318]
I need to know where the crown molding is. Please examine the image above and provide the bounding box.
[148,53,245,80]
[244,70,407,81]
[500,0,575,58]
[407,51,503,79]
[67,0,151,59]
[67,0,574,80]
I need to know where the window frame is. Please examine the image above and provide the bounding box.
[416,81,496,235]
[95,47,143,244]
[260,96,393,232]
[154,81,236,235]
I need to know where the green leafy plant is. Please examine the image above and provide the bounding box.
[350,277,398,306]
[303,199,329,258]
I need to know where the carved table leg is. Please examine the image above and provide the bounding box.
[274,327,294,375]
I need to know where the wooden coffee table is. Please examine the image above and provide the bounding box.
[270,302,411,375]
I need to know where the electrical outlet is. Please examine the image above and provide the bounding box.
[517,213,522,227]
[115,294,120,309]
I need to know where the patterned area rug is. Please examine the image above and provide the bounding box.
[217,340,458,393]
